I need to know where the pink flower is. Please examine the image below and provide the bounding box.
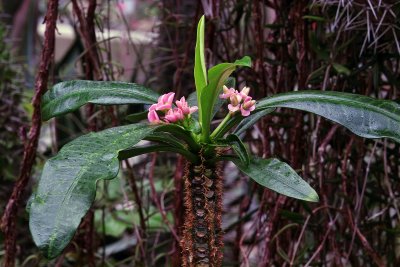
[219,85,236,99]
[227,93,242,113]
[165,108,184,123]
[228,103,240,113]
[240,96,256,117]
[149,103,157,112]
[175,97,198,115]
[148,109,161,123]
[155,92,175,111]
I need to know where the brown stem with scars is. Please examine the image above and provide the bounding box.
[0,1,58,266]
[181,150,223,267]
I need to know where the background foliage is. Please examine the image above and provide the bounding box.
[1,0,399,266]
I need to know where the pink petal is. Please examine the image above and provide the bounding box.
[240,107,251,117]
[165,108,184,122]
[189,106,198,114]
[219,93,230,99]
[228,104,240,112]
[175,98,184,109]
[156,103,171,111]
[149,104,157,112]
[176,109,184,120]
[166,92,175,104]
[148,110,160,123]
[165,111,176,122]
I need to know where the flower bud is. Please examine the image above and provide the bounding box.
[240,86,250,97]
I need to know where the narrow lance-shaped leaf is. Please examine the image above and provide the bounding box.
[29,123,159,259]
[42,80,160,121]
[200,56,252,141]
[257,91,400,143]
[233,156,319,202]
[194,15,207,97]
[194,15,206,126]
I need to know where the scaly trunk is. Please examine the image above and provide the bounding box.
[181,150,223,267]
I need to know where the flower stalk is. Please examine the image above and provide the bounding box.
[210,113,232,140]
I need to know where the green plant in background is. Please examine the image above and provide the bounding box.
[28,16,400,266]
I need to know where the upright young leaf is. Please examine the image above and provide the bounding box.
[234,157,319,202]
[42,80,160,121]
[200,56,252,141]
[257,91,400,143]
[29,124,159,259]
[194,15,207,110]
[187,77,235,120]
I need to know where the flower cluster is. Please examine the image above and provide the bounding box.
[219,86,256,116]
[148,92,198,124]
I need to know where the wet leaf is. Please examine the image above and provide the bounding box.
[257,91,400,143]
[29,123,158,259]
[234,157,319,202]
[42,80,159,120]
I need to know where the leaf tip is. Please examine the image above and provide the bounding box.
[305,190,320,202]
[237,56,252,67]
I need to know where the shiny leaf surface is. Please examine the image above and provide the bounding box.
[29,124,158,259]
[234,157,319,202]
[42,80,159,121]
[257,91,400,143]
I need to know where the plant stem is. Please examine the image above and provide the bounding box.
[181,148,223,267]
[210,113,231,140]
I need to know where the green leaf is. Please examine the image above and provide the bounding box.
[194,15,207,110]
[224,77,236,89]
[234,157,319,202]
[188,77,235,121]
[200,56,252,141]
[332,63,351,76]
[155,124,201,151]
[94,209,135,238]
[257,91,400,143]
[125,111,149,123]
[189,93,225,121]
[234,108,275,136]
[307,65,326,82]
[42,80,159,121]
[29,123,158,259]
[145,132,187,149]
[225,134,250,166]
[183,117,201,134]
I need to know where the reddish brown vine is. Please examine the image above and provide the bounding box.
[0,1,58,266]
